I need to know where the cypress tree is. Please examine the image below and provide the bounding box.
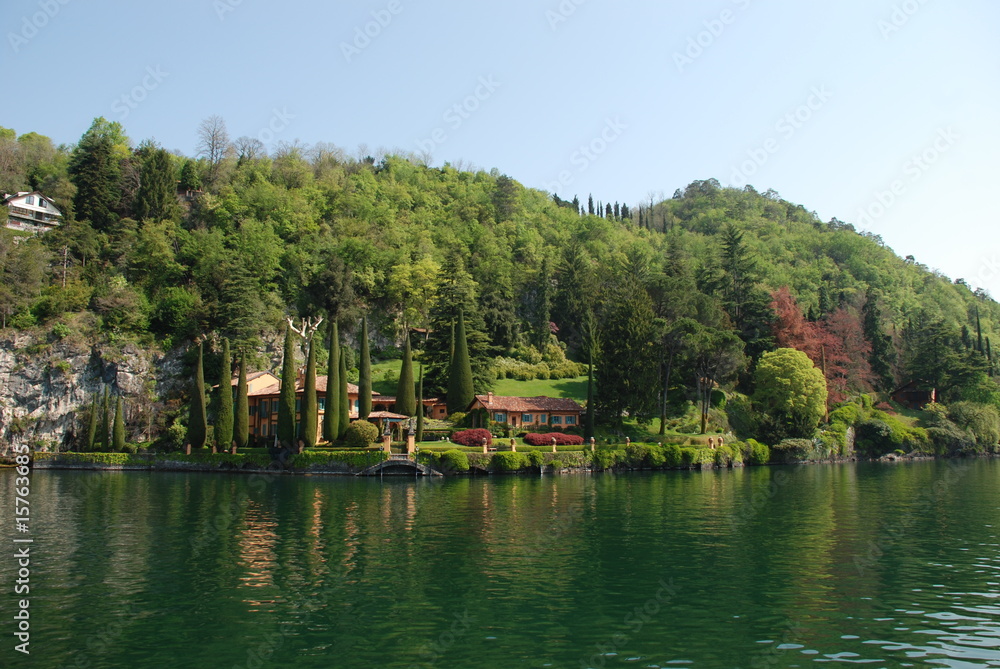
[235,352,249,448]
[301,338,318,448]
[395,333,416,416]
[584,348,596,442]
[447,309,475,414]
[215,338,234,450]
[112,395,126,452]
[359,316,372,420]
[99,388,110,451]
[85,393,98,451]
[337,348,350,439]
[323,322,341,443]
[277,325,297,448]
[976,307,984,354]
[416,363,425,443]
[188,344,208,449]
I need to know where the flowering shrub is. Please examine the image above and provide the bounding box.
[524,432,584,446]
[451,428,492,447]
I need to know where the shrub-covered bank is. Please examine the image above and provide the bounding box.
[31,449,388,474]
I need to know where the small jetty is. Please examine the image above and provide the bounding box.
[357,454,443,477]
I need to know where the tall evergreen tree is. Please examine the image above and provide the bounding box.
[424,254,493,397]
[99,388,110,451]
[416,363,425,443]
[584,347,595,442]
[188,343,208,449]
[277,325,297,447]
[68,118,125,231]
[534,258,553,350]
[301,337,318,448]
[863,289,896,391]
[85,393,98,451]
[215,338,234,450]
[112,395,126,452]
[338,348,350,439]
[395,333,416,416]
[323,321,341,443]
[976,307,984,354]
[587,194,594,215]
[136,147,177,221]
[235,352,249,448]
[447,309,475,414]
[358,316,372,420]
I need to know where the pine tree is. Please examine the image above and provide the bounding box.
[359,316,372,420]
[863,289,897,391]
[215,338,234,450]
[112,395,126,452]
[416,363,425,443]
[99,389,110,451]
[534,258,552,350]
[395,333,416,416]
[447,309,475,414]
[588,194,594,215]
[277,325,297,447]
[976,307,984,354]
[337,348,350,439]
[235,352,249,448]
[188,343,208,449]
[135,147,177,221]
[85,393,98,451]
[323,321,340,443]
[584,347,595,442]
[301,337,318,448]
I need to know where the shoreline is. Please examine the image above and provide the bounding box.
[6,449,961,478]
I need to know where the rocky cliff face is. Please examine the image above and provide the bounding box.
[0,333,185,452]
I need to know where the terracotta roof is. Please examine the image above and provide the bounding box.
[249,375,364,397]
[229,371,274,386]
[472,395,584,413]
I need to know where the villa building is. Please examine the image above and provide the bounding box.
[467,393,584,430]
[3,191,62,234]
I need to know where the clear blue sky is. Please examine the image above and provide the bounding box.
[4,0,998,297]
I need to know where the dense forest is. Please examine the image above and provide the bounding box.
[1,117,998,452]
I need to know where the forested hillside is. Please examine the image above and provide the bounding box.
[1,117,997,449]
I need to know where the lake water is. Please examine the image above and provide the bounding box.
[3,460,1000,668]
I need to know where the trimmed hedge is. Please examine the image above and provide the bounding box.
[439,449,470,472]
[451,428,492,448]
[490,452,528,471]
[345,420,380,448]
[524,432,584,446]
[291,450,387,469]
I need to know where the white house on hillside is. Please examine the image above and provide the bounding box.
[3,191,62,234]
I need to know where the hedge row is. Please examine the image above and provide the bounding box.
[451,429,492,447]
[523,432,584,446]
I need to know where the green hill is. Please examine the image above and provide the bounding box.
[1,119,997,451]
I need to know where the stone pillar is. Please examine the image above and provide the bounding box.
[482,437,489,454]
[510,438,516,453]
[382,434,392,453]
[590,437,595,453]
[406,433,416,455]
[552,437,557,454]
[184,443,192,456]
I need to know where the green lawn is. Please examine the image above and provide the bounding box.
[368,358,588,401]
[491,376,588,401]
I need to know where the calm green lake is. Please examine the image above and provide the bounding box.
[4,460,1000,668]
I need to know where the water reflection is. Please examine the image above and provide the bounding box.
[4,462,1000,667]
